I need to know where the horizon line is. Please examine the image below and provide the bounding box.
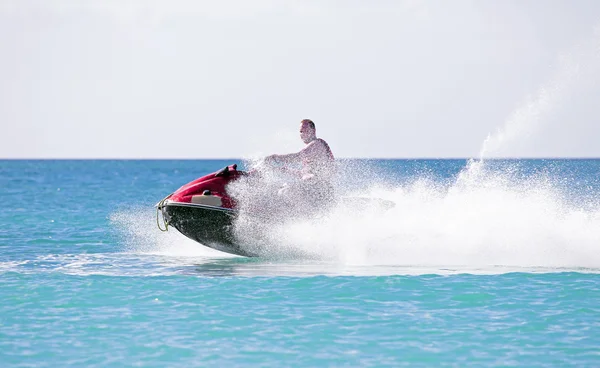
[2,157,600,161]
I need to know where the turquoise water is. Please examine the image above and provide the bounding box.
[2,159,600,366]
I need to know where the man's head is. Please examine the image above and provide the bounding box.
[299,119,316,143]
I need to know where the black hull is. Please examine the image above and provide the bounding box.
[163,202,257,257]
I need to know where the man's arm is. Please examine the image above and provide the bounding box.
[267,141,318,165]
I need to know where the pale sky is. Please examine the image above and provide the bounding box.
[1,0,599,158]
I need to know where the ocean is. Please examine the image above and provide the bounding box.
[1,159,600,367]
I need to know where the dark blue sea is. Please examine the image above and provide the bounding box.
[2,159,600,367]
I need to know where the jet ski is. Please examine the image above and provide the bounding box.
[156,164,394,257]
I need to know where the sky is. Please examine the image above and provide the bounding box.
[1,0,599,159]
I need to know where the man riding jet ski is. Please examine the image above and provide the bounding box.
[156,119,393,257]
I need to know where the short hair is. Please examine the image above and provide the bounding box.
[301,119,315,130]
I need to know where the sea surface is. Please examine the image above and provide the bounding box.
[1,159,600,367]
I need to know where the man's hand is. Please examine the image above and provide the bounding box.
[265,154,279,165]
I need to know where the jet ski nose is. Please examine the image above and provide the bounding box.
[155,193,173,208]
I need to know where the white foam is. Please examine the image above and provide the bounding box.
[229,160,600,269]
[104,159,600,271]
